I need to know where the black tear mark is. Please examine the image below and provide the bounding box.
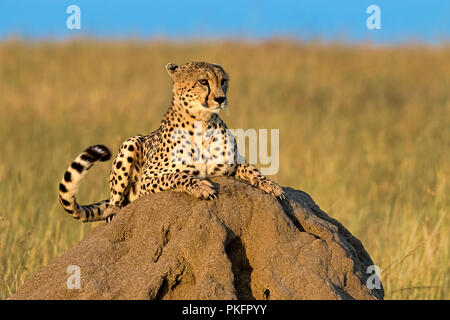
[204,81,211,107]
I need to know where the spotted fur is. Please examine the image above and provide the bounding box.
[58,62,285,223]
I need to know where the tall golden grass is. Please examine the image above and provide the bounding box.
[0,39,448,299]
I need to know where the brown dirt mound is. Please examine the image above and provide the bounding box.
[11,177,384,300]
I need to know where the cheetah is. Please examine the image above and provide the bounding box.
[58,62,285,223]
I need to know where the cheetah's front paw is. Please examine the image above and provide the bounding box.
[257,180,286,200]
[188,179,218,200]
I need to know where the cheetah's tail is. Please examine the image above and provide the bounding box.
[58,145,112,222]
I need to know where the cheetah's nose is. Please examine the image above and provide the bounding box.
[214,96,226,104]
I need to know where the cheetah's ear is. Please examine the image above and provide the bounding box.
[165,63,179,78]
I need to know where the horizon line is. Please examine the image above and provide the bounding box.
[1,34,450,48]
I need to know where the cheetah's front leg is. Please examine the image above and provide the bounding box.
[140,172,218,200]
[232,161,285,200]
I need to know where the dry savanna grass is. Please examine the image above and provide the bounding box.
[0,39,448,299]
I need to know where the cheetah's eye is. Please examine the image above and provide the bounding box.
[199,79,208,85]
[221,79,228,86]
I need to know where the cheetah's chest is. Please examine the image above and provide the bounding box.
[201,130,236,177]
[161,125,237,177]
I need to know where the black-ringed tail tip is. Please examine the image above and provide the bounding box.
[82,145,112,162]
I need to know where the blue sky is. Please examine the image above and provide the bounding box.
[0,0,449,44]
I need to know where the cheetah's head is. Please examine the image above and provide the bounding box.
[166,62,229,115]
